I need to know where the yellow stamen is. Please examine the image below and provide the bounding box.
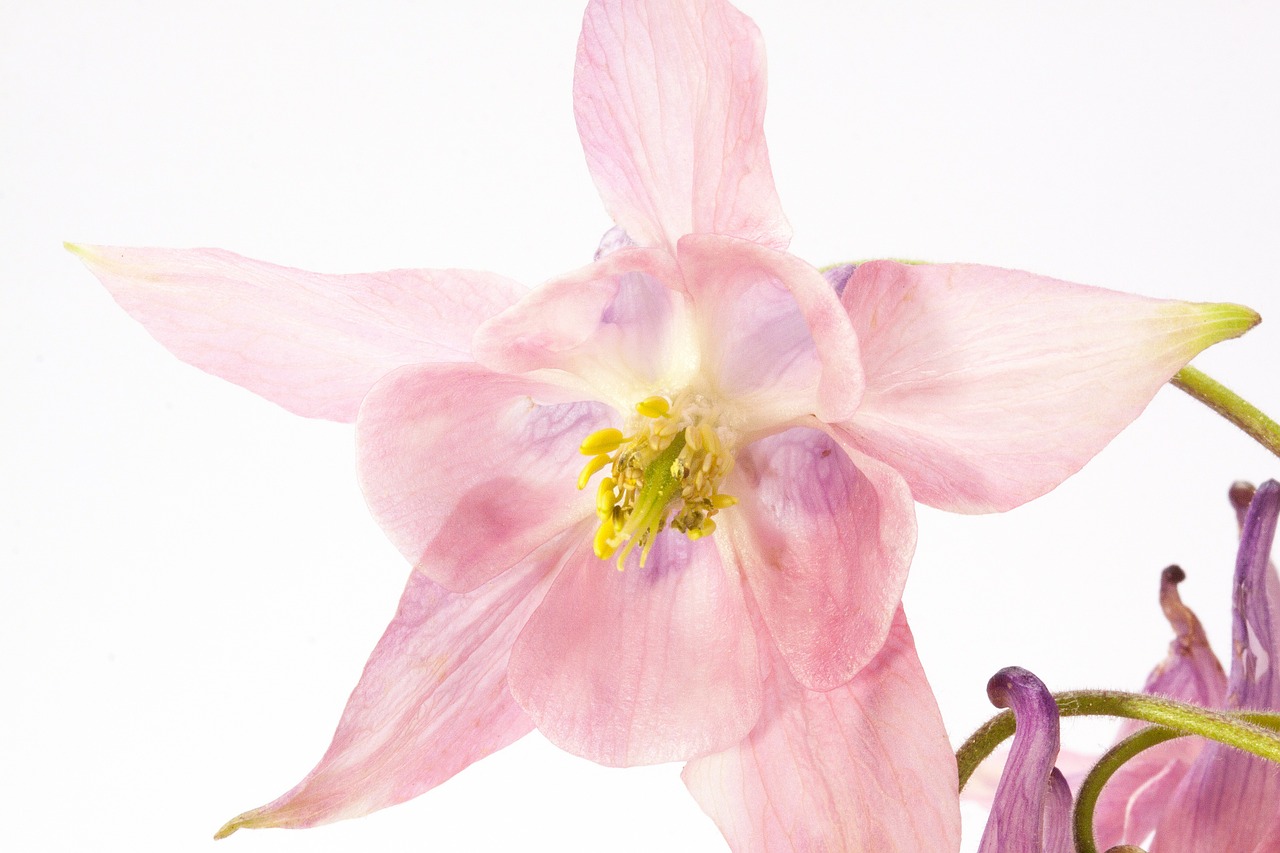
[635,396,670,418]
[579,427,624,456]
[596,477,616,518]
[577,453,612,489]
[699,423,720,456]
[593,518,618,559]
[684,423,703,451]
[711,493,738,509]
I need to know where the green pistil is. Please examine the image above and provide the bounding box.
[615,432,686,567]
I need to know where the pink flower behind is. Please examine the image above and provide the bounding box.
[71,0,1258,849]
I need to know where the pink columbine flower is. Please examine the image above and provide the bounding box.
[1088,480,1280,851]
[72,0,1257,849]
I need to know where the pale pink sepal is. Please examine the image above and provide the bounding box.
[471,246,692,408]
[725,425,915,691]
[682,610,960,853]
[214,535,567,837]
[1092,566,1227,850]
[678,235,864,427]
[356,363,610,592]
[507,533,760,767]
[840,261,1259,513]
[68,244,526,422]
[574,0,790,255]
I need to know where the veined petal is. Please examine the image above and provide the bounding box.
[679,235,864,429]
[1093,566,1226,850]
[840,261,1259,513]
[356,363,611,592]
[471,246,695,407]
[508,531,759,767]
[215,535,566,836]
[1041,770,1075,853]
[725,425,915,690]
[682,609,960,853]
[574,0,790,254]
[1152,481,1280,853]
[69,244,526,422]
[978,667,1064,853]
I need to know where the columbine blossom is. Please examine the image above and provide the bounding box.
[72,0,1257,849]
[978,667,1074,853]
[1090,480,1280,851]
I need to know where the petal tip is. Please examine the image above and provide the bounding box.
[213,807,274,839]
[1190,301,1261,346]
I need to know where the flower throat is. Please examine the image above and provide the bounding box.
[577,394,736,569]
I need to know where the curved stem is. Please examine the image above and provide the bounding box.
[956,690,1280,791]
[1071,712,1280,853]
[1071,726,1182,853]
[1171,365,1280,459]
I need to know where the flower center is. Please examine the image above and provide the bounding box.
[577,393,737,569]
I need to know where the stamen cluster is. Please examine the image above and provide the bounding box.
[577,393,737,569]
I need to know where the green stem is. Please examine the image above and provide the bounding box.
[956,691,1280,791]
[1071,712,1280,853]
[1171,366,1280,459]
[1071,726,1181,853]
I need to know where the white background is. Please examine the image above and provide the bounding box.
[4,1,1279,851]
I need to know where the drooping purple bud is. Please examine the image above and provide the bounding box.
[979,666,1069,853]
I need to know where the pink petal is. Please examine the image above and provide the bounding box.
[678,234,864,428]
[682,610,960,853]
[214,535,566,836]
[1093,566,1226,850]
[508,531,760,766]
[69,244,526,422]
[357,363,612,592]
[574,0,791,254]
[471,246,694,408]
[840,261,1259,513]
[726,425,915,690]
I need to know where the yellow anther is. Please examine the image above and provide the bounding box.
[577,453,612,490]
[684,424,703,451]
[593,518,618,559]
[635,396,670,418]
[596,477,617,518]
[699,423,720,456]
[580,428,624,456]
[688,517,718,541]
[711,493,738,509]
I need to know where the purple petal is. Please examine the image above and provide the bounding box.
[1042,769,1074,853]
[978,666,1063,853]
[1151,480,1280,852]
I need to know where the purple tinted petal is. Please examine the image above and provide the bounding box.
[1042,769,1074,853]
[1094,567,1226,850]
[1151,481,1280,852]
[978,667,1062,853]
[822,262,857,296]
[1231,479,1280,711]
[1145,566,1229,707]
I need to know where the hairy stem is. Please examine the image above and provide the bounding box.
[1172,365,1280,458]
[956,691,1280,791]
[1071,712,1280,853]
